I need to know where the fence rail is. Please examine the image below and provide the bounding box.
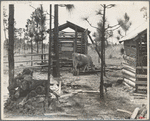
[3,53,50,58]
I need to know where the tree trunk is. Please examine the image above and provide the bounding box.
[31,39,33,66]
[37,41,39,53]
[41,40,43,63]
[100,4,106,99]
[47,4,52,98]
[103,39,106,76]
[8,4,14,88]
[53,4,60,77]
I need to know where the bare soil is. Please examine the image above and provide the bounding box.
[2,45,147,120]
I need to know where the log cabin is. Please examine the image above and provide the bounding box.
[119,23,148,93]
[47,21,90,67]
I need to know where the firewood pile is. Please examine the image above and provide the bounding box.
[4,68,59,115]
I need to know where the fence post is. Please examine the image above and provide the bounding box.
[8,4,14,87]
[47,4,52,98]
[53,4,60,77]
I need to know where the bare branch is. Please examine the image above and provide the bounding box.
[100,4,104,8]
[96,9,103,15]
[107,25,121,32]
[106,4,116,9]
[105,24,120,30]
[82,17,100,30]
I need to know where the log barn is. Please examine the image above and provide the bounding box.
[119,23,148,93]
[48,21,90,67]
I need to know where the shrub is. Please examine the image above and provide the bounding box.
[120,48,124,55]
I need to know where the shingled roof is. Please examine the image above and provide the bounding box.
[119,22,147,42]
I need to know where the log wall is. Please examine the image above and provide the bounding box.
[51,31,88,67]
[122,31,147,93]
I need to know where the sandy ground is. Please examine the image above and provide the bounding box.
[1,45,148,120]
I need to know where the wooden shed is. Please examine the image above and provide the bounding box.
[48,21,90,67]
[119,23,148,93]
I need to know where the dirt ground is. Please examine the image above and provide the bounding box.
[2,45,148,120]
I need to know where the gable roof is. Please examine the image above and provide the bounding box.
[47,21,90,34]
[119,22,148,42]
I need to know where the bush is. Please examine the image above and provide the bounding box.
[120,48,124,55]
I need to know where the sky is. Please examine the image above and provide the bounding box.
[1,1,149,44]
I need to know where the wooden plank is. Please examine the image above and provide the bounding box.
[59,37,81,39]
[4,59,49,63]
[136,74,147,78]
[124,78,135,87]
[130,107,140,119]
[136,66,147,69]
[4,53,50,58]
[122,63,136,73]
[123,74,136,82]
[137,86,147,90]
[123,55,136,62]
[123,59,136,67]
[117,109,132,115]
[137,78,147,81]
[122,69,136,78]
[136,81,147,85]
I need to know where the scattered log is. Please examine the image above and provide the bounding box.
[59,81,62,94]
[19,95,28,106]
[124,78,135,87]
[117,109,132,115]
[49,88,60,99]
[131,93,147,97]
[60,93,74,98]
[130,107,140,119]
[134,97,146,99]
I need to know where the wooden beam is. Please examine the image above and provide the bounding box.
[136,74,147,78]
[4,53,50,58]
[47,4,52,98]
[137,86,147,90]
[136,66,147,69]
[74,27,77,52]
[123,55,136,62]
[123,74,136,82]
[53,4,60,77]
[124,78,135,87]
[122,69,136,78]
[136,81,147,85]
[8,4,14,86]
[130,107,140,119]
[122,63,136,73]
[4,59,49,63]
[59,37,81,39]
[84,29,88,54]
